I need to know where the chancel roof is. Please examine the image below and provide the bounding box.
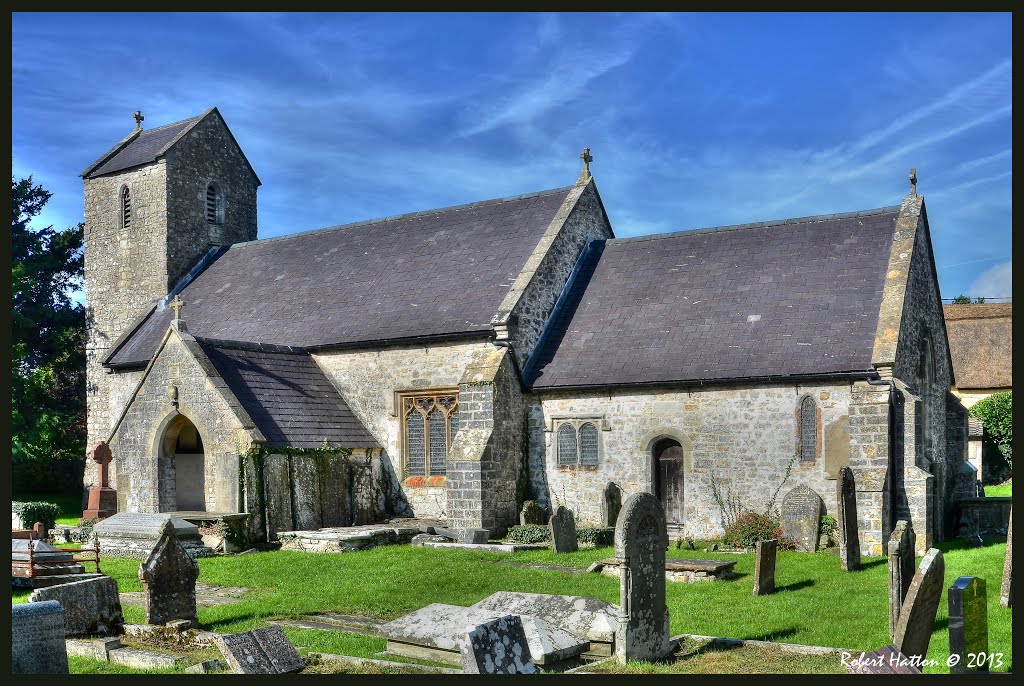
[943,303,1012,390]
[528,208,901,389]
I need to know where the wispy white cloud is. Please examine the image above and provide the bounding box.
[968,261,1012,298]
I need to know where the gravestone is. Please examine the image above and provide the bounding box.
[139,520,199,627]
[892,548,945,660]
[549,506,578,553]
[83,441,117,520]
[11,600,69,674]
[471,591,618,644]
[459,528,490,544]
[887,520,917,639]
[781,485,822,552]
[458,614,537,674]
[948,576,988,673]
[1000,508,1011,608]
[30,575,124,636]
[213,625,304,674]
[835,467,860,571]
[94,511,213,558]
[753,539,777,596]
[602,482,623,528]
[614,491,671,663]
[519,501,546,526]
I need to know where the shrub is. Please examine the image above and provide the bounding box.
[577,527,614,546]
[12,501,63,531]
[722,510,796,549]
[506,524,551,544]
[820,514,838,541]
[971,391,1012,466]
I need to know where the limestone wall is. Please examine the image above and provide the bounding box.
[532,382,854,539]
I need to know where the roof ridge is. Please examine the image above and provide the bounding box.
[609,205,902,244]
[232,184,576,248]
[194,336,308,355]
[137,113,204,136]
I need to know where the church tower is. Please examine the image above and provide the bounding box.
[81,108,260,490]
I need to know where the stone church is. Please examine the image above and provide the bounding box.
[82,108,974,556]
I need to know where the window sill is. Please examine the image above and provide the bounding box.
[404,476,446,488]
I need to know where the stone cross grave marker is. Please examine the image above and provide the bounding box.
[457,614,537,674]
[30,576,124,636]
[836,467,860,571]
[1000,507,1011,608]
[11,600,69,674]
[614,491,671,663]
[887,520,917,640]
[781,485,822,552]
[549,506,578,553]
[84,441,117,520]
[948,576,988,673]
[139,520,199,627]
[213,625,304,674]
[892,547,944,661]
[519,500,545,526]
[602,482,623,528]
[753,538,777,596]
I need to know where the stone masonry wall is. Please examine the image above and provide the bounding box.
[533,381,857,544]
[848,380,893,556]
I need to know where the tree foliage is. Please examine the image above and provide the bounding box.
[11,176,86,466]
[952,294,972,304]
[970,391,1012,457]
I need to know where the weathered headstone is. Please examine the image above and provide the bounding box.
[458,614,537,674]
[602,482,623,528]
[549,506,578,553]
[781,485,822,552]
[213,625,304,674]
[139,520,199,627]
[836,467,861,571]
[1000,508,1011,608]
[887,520,917,639]
[948,576,988,673]
[30,575,124,636]
[11,600,69,674]
[519,501,546,526]
[892,548,945,660]
[614,491,671,663]
[753,539,777,596]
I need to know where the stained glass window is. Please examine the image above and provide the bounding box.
[579,423,599,466]
[799,396,817,462]
[401,392,459,478]
[557,423,579,466]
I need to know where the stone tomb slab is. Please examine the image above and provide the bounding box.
[93,512,214,558]
[380,603,588,666]
[11,600,69,674]
[213,625,304,674]
[470,591,619,645]
[30,575,124,637]
[12,538,86,578]
[596,557,736,583]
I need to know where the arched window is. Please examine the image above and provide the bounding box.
[799,396,817,462]
[120,186,132,229]
[206,183,223,225]
[400,391,459,478]
[555,419,602,467]
[579,423,599,466]
[557,424,578,466]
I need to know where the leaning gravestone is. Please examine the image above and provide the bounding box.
[781,485,822,552]
[602,482,623,528]
[519,501,546,526]
[892,548,945,661]
[887,520,917,640]
[614,491,671,663]
[549,506,578,553]
[948,576,988,673]
[836,467,861,571]
[213,625,304,674]
[457,614,537,674]
[11,601,69,674]
[30,575,124,636]
[753,539,777,596]
[139,520,200,627]
[1000,508,1011,608]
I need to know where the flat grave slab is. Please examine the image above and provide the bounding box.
[120,581,248,609]
[93,512,214,558]
[594,557,736,582]
[423,541,548,553]
[278,524,421,552]
[471,591,618,644]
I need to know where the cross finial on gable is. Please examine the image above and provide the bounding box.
[133,110,145,130]
[580,147,593,176]
[909,168,918,197]
[170,295,186,321]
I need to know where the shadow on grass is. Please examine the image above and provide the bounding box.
[857,558,887,571]
[776,579,815,593]
[740,626,801,643]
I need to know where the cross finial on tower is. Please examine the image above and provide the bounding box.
[133,110,145,130]
[909,168,918,197]
[170,295,185,321]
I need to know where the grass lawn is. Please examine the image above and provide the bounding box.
[13,491,83,526]
[985,479,1012,498]
[16,537,1008,674]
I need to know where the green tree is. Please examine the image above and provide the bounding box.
[952,294,972,304]
[970,390,1012,470]
[974,296,987,304]
[11,176,86,468]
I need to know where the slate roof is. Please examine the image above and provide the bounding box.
[200,342,380,449]
[83,115,204,178]
[105,186,574,368]
[943,303,1012,390]
[528,208,900,389]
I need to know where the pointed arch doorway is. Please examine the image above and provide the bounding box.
[652,438,685,526]
[158,415,207,512]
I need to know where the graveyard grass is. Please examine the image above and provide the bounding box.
[984,479,1012,498]
[15,537,1010,674]
[13,491,83,526]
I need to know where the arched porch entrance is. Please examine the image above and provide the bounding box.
[158,414,207,512]
[652,438,685,526]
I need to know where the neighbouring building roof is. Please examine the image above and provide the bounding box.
[200,342,380,449]
[83,115,204,178]
[528,208,900,389]
[943,303,1013,390]
[105,186,574,368]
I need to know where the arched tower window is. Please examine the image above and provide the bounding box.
[120,186,132,229]
[206,183,223,225]
[798,395,818,462]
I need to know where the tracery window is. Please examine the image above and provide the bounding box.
[555,420,602,467]
[401,391,459,478]
[798,395,818,462]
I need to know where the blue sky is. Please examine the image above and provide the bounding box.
[12,12,1012,299]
